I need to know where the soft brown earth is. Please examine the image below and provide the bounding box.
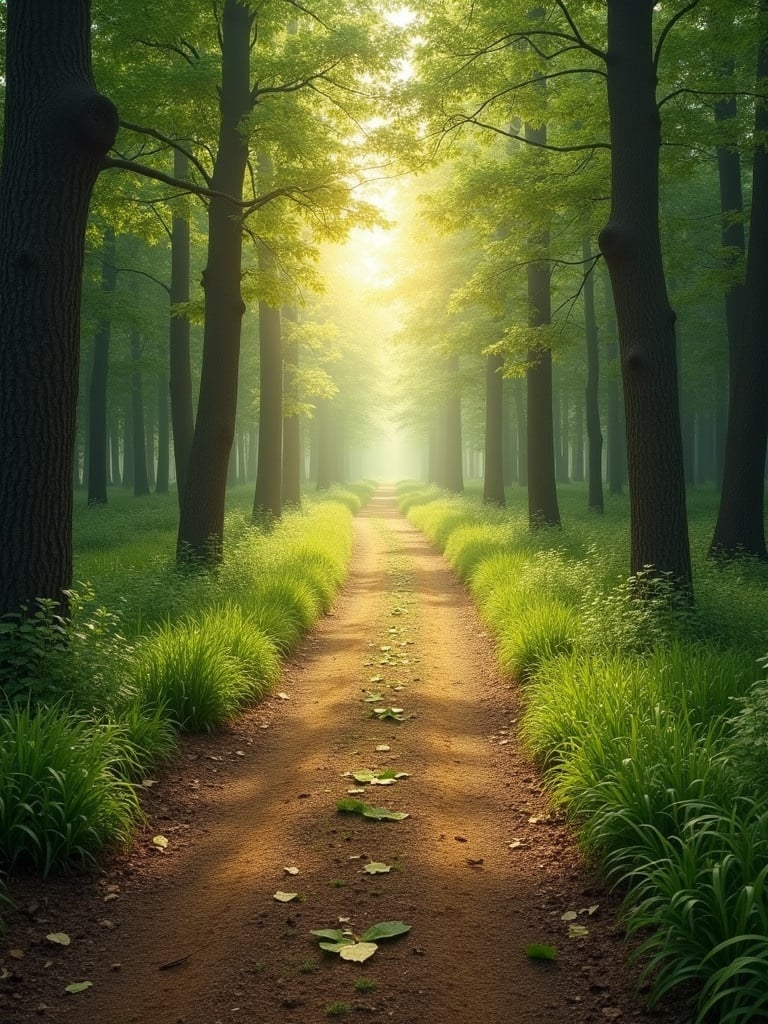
[1,489,683,1024]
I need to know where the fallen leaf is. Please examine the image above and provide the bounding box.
[347,787,366,795]
[339,942,378,963]
[508,840,523,850]
[375,744,391,752]
[103,893,119,903]
[363,862,391,874]
[284,867,299,876]
[46,933,71,946]
[64,981,92,994]
[273,891,299,903]
[141,779,158,788]
[360,921,411,942]
[585,904,600,916]
[152,835,169,849]
[9,949,24,960]
[569,924,589,938]
[277,692,290,700]
[560,911,578,922]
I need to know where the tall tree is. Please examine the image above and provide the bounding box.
[0,0,118,617]
[87,227,117,505]
[710,1,768,560]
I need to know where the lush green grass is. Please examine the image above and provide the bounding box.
[0,485,366,879]
[402,482,768,1024]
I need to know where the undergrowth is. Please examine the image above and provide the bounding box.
[402,482,768,1024]
[0,485,367,882]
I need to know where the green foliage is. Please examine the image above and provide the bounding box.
[403,484,768,1022]
[0,703,141,875]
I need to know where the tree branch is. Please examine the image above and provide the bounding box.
[120,121,213,185]
[552,0,607,61]
[445,114,610,152]
[654,0,703,70]
[658,86,763,110]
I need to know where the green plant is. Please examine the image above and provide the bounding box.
[354,977,378,992]
[0,703,141,875]
[325,1001,350,1017]
[133,621,243,733]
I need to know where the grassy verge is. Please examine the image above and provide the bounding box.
[399,481,768,1024]
[0,485,371,883]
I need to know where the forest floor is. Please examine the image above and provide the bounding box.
[1,489,684,1024]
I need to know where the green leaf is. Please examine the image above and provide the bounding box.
[568,924,589,938]
[352,770,376,783]
[360,921,411,942]
[362,692,385,703]
[319,940,355,953]
[372,707,405,721]
[336,798,367,814]
[363,862,391,874]
[46,932,71,946]
[525,944,557,961]
[65,981,93,994]
[363,805,409,821]
[339,942,378,962]
[311,929,346,943]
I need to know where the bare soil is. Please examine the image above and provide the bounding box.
[1,489,683,1024]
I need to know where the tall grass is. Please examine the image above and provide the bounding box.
[0,486,364,878]
[402,482,768,1022]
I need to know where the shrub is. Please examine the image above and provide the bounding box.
[0,703,141,875]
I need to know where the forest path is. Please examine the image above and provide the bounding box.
[2,488,674,1024]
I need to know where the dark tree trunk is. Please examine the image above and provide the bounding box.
[227,439,238,487]
[87,227,116,505]
[130,328,150,498]
[156,372,170,493]
[0,0,118,617]
[483,351,505,505]
[169,149,195,504]
[122,394,134,489]
[525,100,560,527]
[583,237,604,511]
[599,1,691,590]
[253,239,283,521]
[177,0,252,561]
[282,310,302,507]
[247,426,258,482]
[710,10,768,559]
[110,409,121,487]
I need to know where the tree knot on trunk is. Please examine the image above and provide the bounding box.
[625,348,646,374]
[49,85,119,157]
[598,222,630,262]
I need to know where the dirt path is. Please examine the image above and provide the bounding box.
[1,489,678,1024]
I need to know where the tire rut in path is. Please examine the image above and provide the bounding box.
[6,488,667,1024]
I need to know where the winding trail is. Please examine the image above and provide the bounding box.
[2,489,674,1024]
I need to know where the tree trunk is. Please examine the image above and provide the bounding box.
[0,0,118,617]
[583,236,603,511]
[599,0,691,590]
[87,227,116,505]
[525,91,560,527]
[710,8,768,559]
[169,149,195,504]
[483,351,505,505]
[253,233,283,520]
[282,309,302,507]
[156,372,170,493]
[130,327,150,498]
[144,384,156,490]
[110,409,122,487]
[122,394,134,489]
[177,0,252,561]
[514,381,527,486]
[316,398,334,491]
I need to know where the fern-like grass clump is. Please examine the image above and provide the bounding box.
[0,703,141,875]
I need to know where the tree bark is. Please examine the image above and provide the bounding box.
[87,227,116,505]
[583,237,603,511]
[710,7,768,559]
[169,149,195,504]
[483,351,505,505]
[0,0,118,617]
[177,0,252,561]
[443,354,464,493]
[282,309,302,507]
[599,0,691,590]
[253,233,283,521]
